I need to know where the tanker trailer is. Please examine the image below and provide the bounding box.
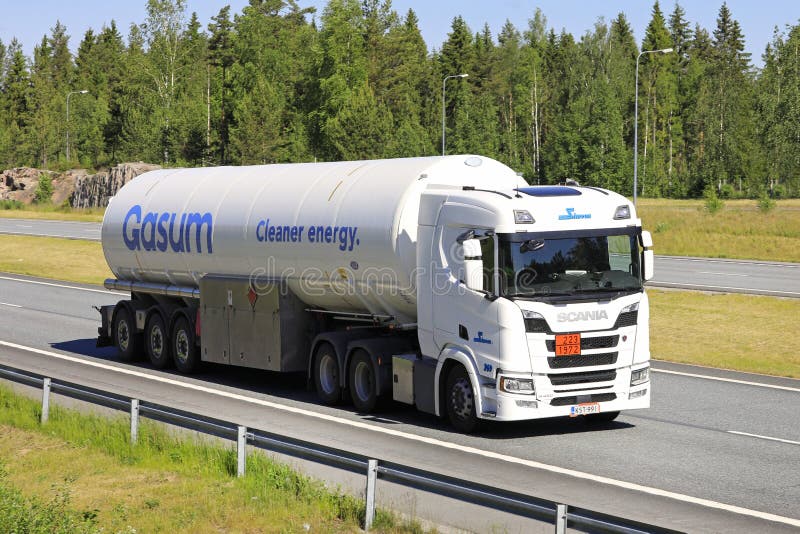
[97,155,655,432]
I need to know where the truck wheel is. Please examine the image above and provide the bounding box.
[113,306,141,362]
[446,365,479,433]
[313,343,341,405]
[172,316,200,374]
[349,350,378,413]
[585,411,620,424]
[145,313,171,369]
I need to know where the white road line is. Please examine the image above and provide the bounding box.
[0,231,101,241]
[696,271,749,277]
[0,275,125,296]
[727,431,800,446]
[656,257,799,268]
[652,369,800,393]
[649,281,800,296]
[15,225,33,228]
[1,340,798,528]
[0,302,22,308]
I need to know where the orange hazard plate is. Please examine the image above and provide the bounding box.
[555,333,581,356]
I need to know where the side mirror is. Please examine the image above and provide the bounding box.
[640,230,654,281]
[461,238,484,292]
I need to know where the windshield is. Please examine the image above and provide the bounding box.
[499,229,642,300]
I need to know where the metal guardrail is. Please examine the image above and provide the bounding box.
[0,363,681,534]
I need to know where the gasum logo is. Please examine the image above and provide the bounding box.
[557,311,608,322]
[122,205,213,253]
[558,207,591,220]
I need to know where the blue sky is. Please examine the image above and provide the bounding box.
[2,1,799,67]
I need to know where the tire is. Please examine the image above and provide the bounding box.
[445,365,479,433]
[584,411,620,424]
[349,350,378,413]
[145,312,171,369]
[172,315,200,374]
[112,306,141,362]
[313,343,341,405]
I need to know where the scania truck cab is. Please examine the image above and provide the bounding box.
[414,181,653,431]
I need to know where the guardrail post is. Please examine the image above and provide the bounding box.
[555,503,568,534]
[364,459,378,531]
[40,378,51,424]
[237,425,247,477]
[130,399,139,444]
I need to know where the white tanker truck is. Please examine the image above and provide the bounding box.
[97,155,654,432]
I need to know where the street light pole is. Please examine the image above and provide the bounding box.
[442,73,468,156]
[633,48,672,206]
[66,90,89,162]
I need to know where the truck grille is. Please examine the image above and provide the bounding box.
[526,311,637,334]
[614,311,638,328]
[545,335,618,352]
[550,393,617,406]
[548,352,618,369]
[548,370,617,386]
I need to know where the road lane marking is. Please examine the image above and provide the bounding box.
[0,302,21,308]
[15,224,33,228]
[696,271,749,277]
[0,275,125,296]
[1,340,799,528]
[648,281,800,296]
[656,257,799,268]
[651,369,800,392]
[0,231,101,241]
[727,431,800,446]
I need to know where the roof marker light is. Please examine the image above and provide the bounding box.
[614,205,631,220]
[514,210,535,224]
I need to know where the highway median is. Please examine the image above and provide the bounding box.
[0,383,422,533]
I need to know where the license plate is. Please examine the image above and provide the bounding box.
[555,333,581,356]
[569,403,600,417]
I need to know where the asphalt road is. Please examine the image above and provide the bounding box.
[0,272,798,533]
[1,217,798,297]
[0,217,101,241]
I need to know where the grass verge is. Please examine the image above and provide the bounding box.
[649,289,800,378]
[0,235,112,285]
[0,205,104,222]
[637,199,800,262]
[0,384,423,533]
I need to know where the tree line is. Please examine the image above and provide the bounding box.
[0,0,798,198]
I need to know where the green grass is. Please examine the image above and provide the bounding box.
[649,289,800,378]
[0,204,104,222]
[0,235,112,285]
[0,384,425,533]
[637,198,800,262]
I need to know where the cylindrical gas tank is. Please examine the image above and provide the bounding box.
[102,155,520,322]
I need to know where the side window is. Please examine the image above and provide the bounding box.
[608,235,633,273]
[480,236,495,294]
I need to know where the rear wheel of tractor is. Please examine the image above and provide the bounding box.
[145,312,171,369]
[349,349,378,413]
[445,365,479,433]
[172,316,200,374]
[113,306,141,362]
[313,343,341,405]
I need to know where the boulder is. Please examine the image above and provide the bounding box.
[71,162,161,208]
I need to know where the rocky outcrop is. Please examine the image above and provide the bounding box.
[71,162,160,208]
[0,162,160,208]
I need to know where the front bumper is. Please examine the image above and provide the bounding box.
[477,367,650,422]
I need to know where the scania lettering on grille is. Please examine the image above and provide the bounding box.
[557,311,608,322]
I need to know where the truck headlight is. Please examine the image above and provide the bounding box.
[521,310,544,320]
[630,366,649,386]
[500,377,535,395]
[620,302,639,314]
